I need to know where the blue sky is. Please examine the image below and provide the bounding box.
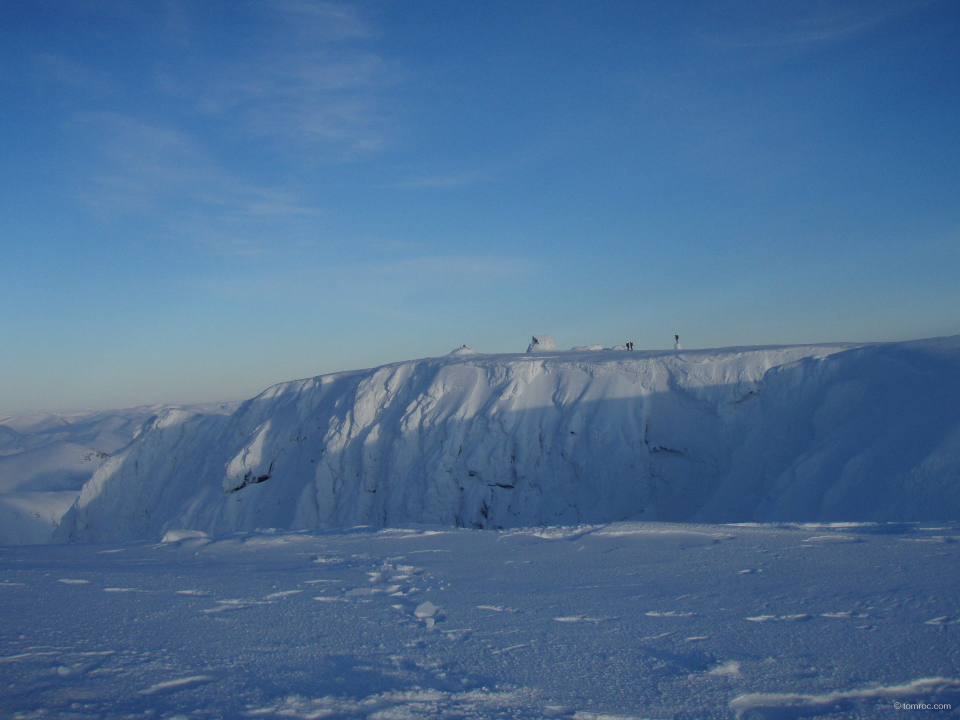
[2,0,959,415]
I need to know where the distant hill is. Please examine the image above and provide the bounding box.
[0,403,237,544]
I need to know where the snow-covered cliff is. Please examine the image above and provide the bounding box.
[56,338,960,542]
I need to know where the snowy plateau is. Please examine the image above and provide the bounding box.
[1,338,959,719]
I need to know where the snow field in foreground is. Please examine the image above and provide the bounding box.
[1,522,958,719]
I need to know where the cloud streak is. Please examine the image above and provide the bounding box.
[67,111,325,257]
[699,0,942,49]
[31,51,114,95]
[49,1,406,252]
[182,1,402,156]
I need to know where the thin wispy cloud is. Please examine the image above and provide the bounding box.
[391,170,492,190]
[181,2,402,156]
[365,255,533,285]
[31,52,113,95]
[278,0,374,40]
[50,1,405,251]
[74,112,322,249]
[701,0,942,48]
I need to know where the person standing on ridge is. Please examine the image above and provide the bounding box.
[674,335,681,350]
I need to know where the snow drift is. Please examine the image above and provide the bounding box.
[56,338,960,542]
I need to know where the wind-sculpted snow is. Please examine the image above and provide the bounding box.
[5,522,960,719]
[56,338,960,542]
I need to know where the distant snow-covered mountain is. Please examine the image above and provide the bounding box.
[0,403,237,544]
[54,337,960,544]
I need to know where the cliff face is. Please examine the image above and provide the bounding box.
[56,338,960,542]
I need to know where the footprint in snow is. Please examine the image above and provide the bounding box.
[345,587,379,597]
[443,628,472,642]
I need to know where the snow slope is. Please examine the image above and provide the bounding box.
[0,404,236,544]
[55,337,960,543]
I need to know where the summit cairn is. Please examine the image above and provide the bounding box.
[526,335,557,353]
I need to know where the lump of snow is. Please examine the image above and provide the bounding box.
[571,345,604,351]
[448,345,478,356]
[161,530,209,543]
[414,601,439,618]
[526,335,556,353]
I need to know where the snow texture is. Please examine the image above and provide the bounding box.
[1,522,958,719]
[51,337,960,544]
